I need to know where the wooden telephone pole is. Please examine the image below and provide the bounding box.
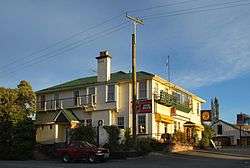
[126,13,144,139]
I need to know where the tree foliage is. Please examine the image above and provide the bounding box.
[199,125,215,149]
[0,80,36,123]
[103,125,121,152]
[0,81,36,160]
[70,125,96,145]
[123,128,134,151]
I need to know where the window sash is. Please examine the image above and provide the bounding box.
[217,125,222,135]
[86,119,92,126]
[40,95,45,109]
[54,93,59,107]
[117,117,124,129]
[197,103,200,115]
[73,90,80,106]
[107,85,115,102]
[88,87,96,104]
[139,81,147,99]
[138,115,146,134]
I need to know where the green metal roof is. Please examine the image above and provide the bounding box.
[61,109,78,122]
[36,71,154,94]
[35,109,78,125]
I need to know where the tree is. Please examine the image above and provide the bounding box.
[70,125,96,145]
[199,125,215,149]
[0,80,36,123]
[123,128,134,151]
[103,125,121,152]
[0,80,36,160]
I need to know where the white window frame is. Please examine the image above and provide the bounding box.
[86,119,92,126]
[54,92,59,107]
[138,115,146,134]
[117,117,125,129]
[197,102,200,115]
[138,80,148,100]
[106,84,116,102]
[73,90,80,106]
[87,86,96,104]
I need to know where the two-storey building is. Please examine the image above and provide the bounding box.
[35,50,205,144]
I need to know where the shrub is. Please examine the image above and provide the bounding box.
[199,125,214,149]
[123,128,135,151]
[70,125,96,144]
[103,125,121,152]
[0,114,13,160]
[12,119,36,160]
[172,131,186,144]
[150,138,165,151]
[135,138,153,155]
[0,117,35,160]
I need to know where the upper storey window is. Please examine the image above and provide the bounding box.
[40,95,45,109]
[107,84,115,102]
[173,92,181,103]
[139,80,147,99]
[54,93,59,107]
[73,90,80,106]
[88,87,96,104]
[197,102,200,115]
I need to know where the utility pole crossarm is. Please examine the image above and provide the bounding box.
[126,12,144,25]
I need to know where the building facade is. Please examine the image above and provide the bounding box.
[35,51,205,144]
[211,119,250,146]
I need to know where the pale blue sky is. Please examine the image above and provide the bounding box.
[0,0,250,123]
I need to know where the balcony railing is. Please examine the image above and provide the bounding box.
[155,91,192,113]
[37,94,96,111]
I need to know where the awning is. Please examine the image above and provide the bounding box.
[194,124,204,131]
[35,109,79,125]
[155,113,174,124]
[183,121,204,131]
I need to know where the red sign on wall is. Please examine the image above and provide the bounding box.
[136,100,152,113]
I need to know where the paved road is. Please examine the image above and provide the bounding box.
[0,152,249,168]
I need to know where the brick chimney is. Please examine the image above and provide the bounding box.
[96,50,112,82]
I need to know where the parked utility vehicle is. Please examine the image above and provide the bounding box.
[56,141,109,163]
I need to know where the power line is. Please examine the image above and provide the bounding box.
[2,0,250,82]
[0,13,124,72]
[4,22,129,79]
[1,22,128,76]
[2,0,248,75]
[143,0,250,20]
[127,0,200,13]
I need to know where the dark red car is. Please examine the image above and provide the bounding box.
[56,141,109,163]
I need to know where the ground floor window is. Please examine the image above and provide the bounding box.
[164,123,168,134]
[117,117,124,129]
[138,115,146,134]
[174,121,177,133]
[217,125,223,135]
[86,119,92,126]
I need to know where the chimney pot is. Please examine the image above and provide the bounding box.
[96,50,112,82]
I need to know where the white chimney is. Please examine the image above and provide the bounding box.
[96,50,111,82]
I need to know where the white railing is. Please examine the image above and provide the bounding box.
[37,94,96,111]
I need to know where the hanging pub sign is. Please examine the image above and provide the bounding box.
[201,110,212,122]
[136,99,152,113]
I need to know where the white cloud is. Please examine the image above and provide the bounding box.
[174,14,250,89]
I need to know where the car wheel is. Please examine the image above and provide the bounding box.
[62,154,70,163]
[88,155,95,163]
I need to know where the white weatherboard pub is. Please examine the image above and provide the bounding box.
[35,51,205,145]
